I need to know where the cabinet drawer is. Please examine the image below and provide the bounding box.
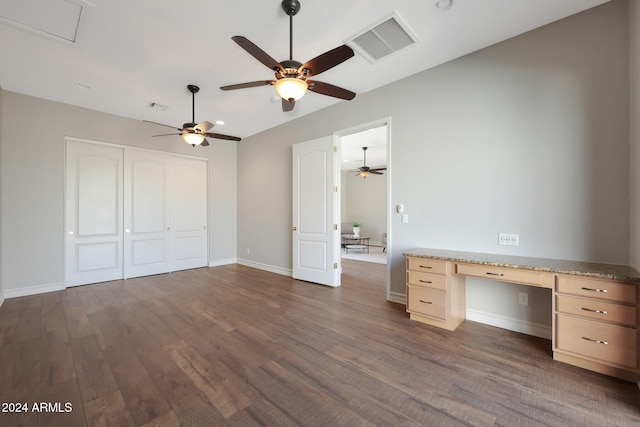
[407,284,447,320]
[407,271,447,290]
[407,257,449,275]
[556,295,637,327]
[556,276,637,304]
[456,263,550,287]
[556,314,638,369]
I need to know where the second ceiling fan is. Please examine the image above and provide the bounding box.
[356,147,386,178]
[220,0,356,112]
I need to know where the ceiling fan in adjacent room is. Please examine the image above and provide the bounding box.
[145,85,241,146]
[356,147,386,178]
[220,0,356,112]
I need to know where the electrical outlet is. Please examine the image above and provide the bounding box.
[499,233,519,246]
[518,292,528,306]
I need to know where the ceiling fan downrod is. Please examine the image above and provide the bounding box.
[187,84,199,126]
[281,0,300,61]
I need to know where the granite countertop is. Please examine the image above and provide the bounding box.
[403,248,640,283]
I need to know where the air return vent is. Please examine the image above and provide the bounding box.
[347,13,418,63]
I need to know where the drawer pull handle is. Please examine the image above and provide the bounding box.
[419,300,433,305]
[419,280,433,284]
[581,287,608,293]
[419,265,433,269]
[581,307,608,315]
[486,272,505,277]
[582,337,608,345]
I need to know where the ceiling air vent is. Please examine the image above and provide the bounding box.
[347,13,419,63]
[147,102,169,112]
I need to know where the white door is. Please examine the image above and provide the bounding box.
[123,149,172,279]
[292,136,340,287]
[65,140,123,286]
[172,157,208,271]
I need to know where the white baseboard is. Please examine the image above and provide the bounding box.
[466,308,552,340]
[237,258,293,277]
[0,291,4,308]
[388,291,406,305]
[3,282,65,299]
[209,258,238,267]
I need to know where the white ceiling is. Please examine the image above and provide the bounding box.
[0,0,611,141]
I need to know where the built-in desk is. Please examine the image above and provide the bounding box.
[403,248,640,382]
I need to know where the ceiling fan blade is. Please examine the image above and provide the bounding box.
[144,120,181,131]
[151,133,181,137]
[307,80,356,100]
[201,139,210,147]
[220,80,275,91]
[203,132,241,142]
[231,36,284,73]
[369,167,387,172]
[194,121,214,133]
[282,99,295,112]
[299,45,354,77]
[370,171,384,175]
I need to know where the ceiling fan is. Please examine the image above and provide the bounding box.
[356,147,386,178]
[220,0,356,112]
[145,85,241,146]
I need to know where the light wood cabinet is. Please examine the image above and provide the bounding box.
[406,257,465,331]
[404,249,640,382]
[553,275,639,381]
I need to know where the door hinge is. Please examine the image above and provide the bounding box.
[333,224,338,230]
[334,185,338,192]
[334,263,338,269]
[333,146,337,153]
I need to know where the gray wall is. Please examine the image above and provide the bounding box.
[237,1,631,332]
[631,1,640,270]
[0,86,3,301]
[1,91,237,295]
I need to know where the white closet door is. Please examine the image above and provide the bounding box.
[172,157,208,271]
[123,150,172,279]
[65,141,124,287]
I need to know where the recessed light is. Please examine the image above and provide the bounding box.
[74,82,92,90]
[434,0,453,12]
[215,120,225,126]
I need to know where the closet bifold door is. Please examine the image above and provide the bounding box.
[171,156,208,272]
[65,140,124,287]
[123,149,173,279]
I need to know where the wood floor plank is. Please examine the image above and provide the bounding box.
[1,259,639,426]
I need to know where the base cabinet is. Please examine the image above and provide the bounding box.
[405,253,640,383]
[405,257,465,331]
[553,275,639,381]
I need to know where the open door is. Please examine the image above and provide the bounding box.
[292,136,340,287]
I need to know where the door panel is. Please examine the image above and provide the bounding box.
[292,136,340,287]
[124,150,172,279]
[65,141,123,286]
[172,157,208,271]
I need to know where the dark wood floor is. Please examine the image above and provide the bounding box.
[0,259,638,426]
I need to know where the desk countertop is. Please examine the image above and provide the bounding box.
[403,248,640,283]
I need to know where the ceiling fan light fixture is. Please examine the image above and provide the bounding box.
[182,132,205,146]
[360,171,370,179]
[275,78,308,101]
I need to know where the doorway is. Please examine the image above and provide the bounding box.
[336,119,390,298]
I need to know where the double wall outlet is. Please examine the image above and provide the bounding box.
[498,233,519,246]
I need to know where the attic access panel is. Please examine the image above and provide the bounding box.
[0,0,85,44]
